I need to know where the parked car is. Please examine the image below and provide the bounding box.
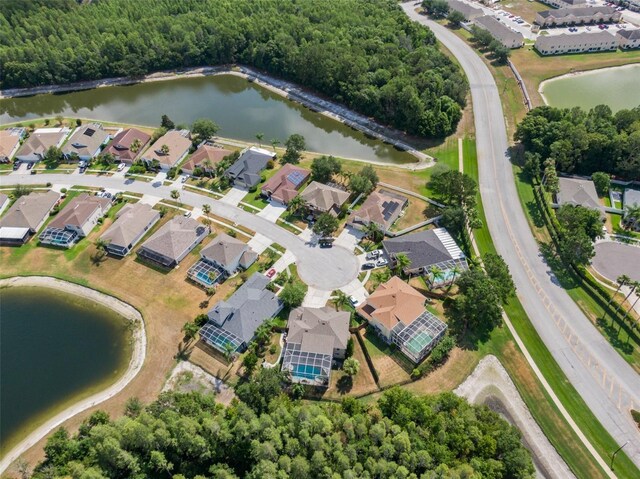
[183,210,192,217]
[362,262,375,270]
[26,162,34,170]
[349,295,358,306]
[319,241,332,248]
[79,167,87,174]
[266,268,276,279]
[180,175,188,183]
[376,258,388,267]
[117,162,126,171]
[12,161,21,170]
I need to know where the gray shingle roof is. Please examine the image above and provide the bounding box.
[0,190,60,231]
[535,30,616,49]
[557,177,603,211]
[207,273,282,344]
[538,6,617,19]
[47,193,111,230]
[225,147,274,187]
[624,189,640,208]
[474,16,524,46]
[200,232,254,269]
[100,202,160,248]
[140,215,206,262]
[618,29,640,40]
[445,0,482,19]
[383,228,465,271]
[287,307,350,355]
[61,123,110,158]
[300,181,350,214]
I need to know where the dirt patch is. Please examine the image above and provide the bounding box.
[163,361,236,406]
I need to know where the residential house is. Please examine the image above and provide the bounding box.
[141,129,192,171]
[187,233,258,287]
[224,146,275,189]
[100,202,160,257]
[39,193,111,248]
[474,15,524,48]
[540,0,586,8]
[0,127,26,163]
[261,164,310,205]
[0,190,60,245]
[181,143,232,175]
[300,181,350,217]
[617,29,640,49]
[14,128,70,163]
[102,128,151,164]
[383,228,469,285]
[138,215,208,268]
[348,189,407,233]
[61,123,110,161]
[200,273,283,353]
[535,6,621,27]
[628,0,640,13]
[282,307,350,386]
[535,31,617,55]
[0,193,10,216]
[555,177,604,217]
[444,0,483,21]
[357,277,447,363]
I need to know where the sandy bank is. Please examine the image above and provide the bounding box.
[455,355,576,479]
[0,276,147,475]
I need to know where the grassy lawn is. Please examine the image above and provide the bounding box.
[241,190,269,210]
[461,140,638,478]
[361,328,412,388]
[500,0,549,23]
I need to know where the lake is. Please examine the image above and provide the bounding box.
[0,286,131,456]
[540,64,640,112]
[0,75,414,164]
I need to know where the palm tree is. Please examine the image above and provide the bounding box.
[608,274,630,308]
[130,138,142,153]
[202,217,212,231]
[170,189,181,204]
[612,281,638,321]
[447,264,463,290]
[160,144,170,155]
[95,238,109,252]
[182,321,199,343]
[270,138,280,152]
[288,195,306,217]
[620,281,640,325]
[202,203,211,218]
[623,204,640,230]
[393,253,411,276]
[223,342,235,362]
[428,265,445,290]
[202,158,213,178]
[364,222,383,243]
[256,133,264,147]
[333,290,350,311]
[371,268,391,288]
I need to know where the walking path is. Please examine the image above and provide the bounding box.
[0,277,146,475]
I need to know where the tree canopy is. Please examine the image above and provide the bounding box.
[1,0,467,138]
[515,105,640,180]
[31,386,534,479]
[311,155,342,183]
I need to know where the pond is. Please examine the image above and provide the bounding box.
[540,64,640,113]
[0,286,132,456]
[0,74,415,164]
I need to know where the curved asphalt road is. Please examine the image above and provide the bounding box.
[5,173,359,291]
[401,3,640,467]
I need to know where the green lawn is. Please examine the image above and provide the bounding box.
[462,143,638,478]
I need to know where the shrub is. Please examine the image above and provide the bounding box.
[269,344,277,355]
[46,182,52,187]
[227,229,237,238]
[60,188,67,194]
[249,185,258,193]
[266,160,275,169]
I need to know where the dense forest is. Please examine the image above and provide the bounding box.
[25,387,534,479]
[0,0,468,138]
[515,105,640,180]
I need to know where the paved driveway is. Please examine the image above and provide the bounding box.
[335,225,363,251]
[7,173,359,290]
[257,202,286,222]
[220,186,247,206]
[247,233,272,254]
[593,241,640,282]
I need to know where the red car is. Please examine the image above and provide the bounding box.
[266,268,277,279]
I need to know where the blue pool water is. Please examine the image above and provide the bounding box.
[293,364,321,380]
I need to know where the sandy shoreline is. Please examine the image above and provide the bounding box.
[0,65,434,170]
[538,63,640,106]
[0,276,147,475]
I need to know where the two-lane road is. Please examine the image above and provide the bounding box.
[4,173,359,291]
[402,2,640,467]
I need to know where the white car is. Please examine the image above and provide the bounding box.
[117,162,126,171]
[376,258,388,267]
[180,175,189,183]
[349,295,358,306]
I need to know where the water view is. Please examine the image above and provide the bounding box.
[0,75,414,164]
[540,64,640,112]
[0,286,131,456]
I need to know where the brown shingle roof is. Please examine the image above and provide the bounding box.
[181,144,231,173]
[47,193,111,230]
[103,128,151,162]
[300,181,350,214]
[0,190,60,232]
[261,164,310,204]
[348,190,406,230]
[142,130,192,168]
[0,128,25,160]
[357,277,426,331]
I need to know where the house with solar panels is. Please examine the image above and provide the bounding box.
[357,277,447,364]
[348,189,407,233]
[281,307,350,386]
[61,123,110,161]
[261,164,310,205]
[224,146,275,189]
[187,232,258,288]
[39,193,111,248]
[382,228,468,286]
[200,273,283,354]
